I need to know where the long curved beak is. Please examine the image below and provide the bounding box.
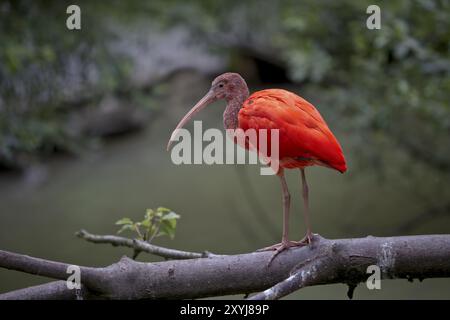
[167,90,216,151]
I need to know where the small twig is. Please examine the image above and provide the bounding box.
[147,220,161,244]
[75,229,220,260]
[346,283,358,299]
[247,254,330,300]
[133,225,144,240]
[132,249,141,260]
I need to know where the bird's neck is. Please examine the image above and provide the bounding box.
[223,87,249,130]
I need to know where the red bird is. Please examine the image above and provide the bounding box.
[168,73,346,260]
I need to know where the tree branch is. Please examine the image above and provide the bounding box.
[0,249,95,281]
[1,234,449,300]
[76,229,218,260]
[0,281,94,300]
[248,245,333,300]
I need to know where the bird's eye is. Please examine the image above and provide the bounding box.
[219,83,224,88]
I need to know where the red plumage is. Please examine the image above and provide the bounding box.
[168,73,347,259]
[238,89,346,173]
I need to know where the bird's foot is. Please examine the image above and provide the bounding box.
[257,240,308,266]
[299,231,314,245]
[257,240,303,252]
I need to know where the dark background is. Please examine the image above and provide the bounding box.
[0,0,449,298]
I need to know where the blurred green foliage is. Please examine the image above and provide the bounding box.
[0,0,133,167]
[0,0,449,174]
[154,0,450,173]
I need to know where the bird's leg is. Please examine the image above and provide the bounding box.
[299,168,313,244]
[258,170,291,249]
[279,169,291,244]
[257,170,307,264]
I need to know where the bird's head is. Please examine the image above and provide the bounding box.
[210,72,248,100]
[167,72,248,150]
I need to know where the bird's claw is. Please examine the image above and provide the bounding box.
[299,232,314,245]
[256,240,303,252]
[257,233,315,266]
[257,240,308,266]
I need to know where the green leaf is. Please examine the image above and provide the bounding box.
[117,224,134,234]
[114,208,179,240]
[157,207,172,213]
[157,230,172,239]
[145,209,154,220]
[115,218,133,225]
[159,219,177,239]
[140,219,151,228]
[161,211,180,221]
[166,218,177,230]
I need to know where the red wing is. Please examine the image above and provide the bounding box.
[238,89,346,172]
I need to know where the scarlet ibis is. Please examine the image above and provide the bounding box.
[168,73,346,261]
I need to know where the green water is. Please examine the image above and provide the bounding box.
[1,83,449,299]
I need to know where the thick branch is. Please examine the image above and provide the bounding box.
[0,281,94,300]
[1,234,450,300]
[0,250,105,294]
[76,229,218,260]
[0,249,94,281]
